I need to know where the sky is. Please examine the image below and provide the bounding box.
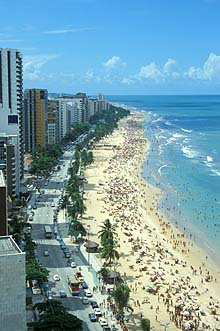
[1,0,220,94]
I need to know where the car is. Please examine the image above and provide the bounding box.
[102,327,111,331]
[51,202,55,207]
[60,290,67,298]
[53,274,60,281]
[67,258,74,266]
[46,291,53,300]
[64,252,71,258]
[81,297,89,304]
[82,281,88,289]
[28,205,32,210]
[91,301,99,309]
[43,250,49,257]
[60,244,66,250]
[33,205,37,209]
[94,308,102,317]
[70,261,77,268]
[99,318,108,327]
[32,288,41,294]
[28,215,33,221]
[84,289,93,298]
[88,313,97,322]
[76,272,84,282]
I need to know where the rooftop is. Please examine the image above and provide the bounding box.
[0,236,23,256]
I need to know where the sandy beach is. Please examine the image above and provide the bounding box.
[81,112,220,331]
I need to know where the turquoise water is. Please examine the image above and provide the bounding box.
[108,95,220,265]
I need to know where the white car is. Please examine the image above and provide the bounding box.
[94,308,102,316]
[51,202,55,207]
[70,261,77,268]
[99,318,108,327]
[84,289,93,297]
[53,274,60,281]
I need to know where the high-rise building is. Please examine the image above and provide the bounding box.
[0,236,26,331]
[0,133,20,197]
[0,171,7,236]
[48,99,58,145]
[73,92,88,123]
[0,48,24,189]
[88,98,99,118]
[24,89,48,151]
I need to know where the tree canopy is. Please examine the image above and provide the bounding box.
[33,300,83,331]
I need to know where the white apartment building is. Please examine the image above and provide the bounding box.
[0,236,26,331]
[88,98,99,118]
[0,134,19,197]
[0,48,23,193]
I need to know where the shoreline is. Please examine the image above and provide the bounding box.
[82,111,220,331]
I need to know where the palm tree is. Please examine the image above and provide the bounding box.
[141,318,151,331]
[98,219,116,245]
[68,220,86,242]
[98,267,110,283]
[111,284,130,321]
[8,214,30,245]
[99,238,120,265]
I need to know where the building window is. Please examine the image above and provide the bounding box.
[8,115,18,124]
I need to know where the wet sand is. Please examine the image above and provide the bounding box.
[81,112,220,331]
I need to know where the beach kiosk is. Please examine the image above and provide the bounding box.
[84,240,99,253]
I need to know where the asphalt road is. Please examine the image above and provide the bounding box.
[29,145,104,331]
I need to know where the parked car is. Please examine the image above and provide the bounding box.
[82,281,88,289]
[46,291,53,300]
[91,301,99,309]
[84,289,93,298]
[60,290,67,298]
[99,318,108,327]
[94,308,102,317]
[64,252,71,258]
[81,297,89,304]
[88,313,97,322]
[102,327,111,331]
[43,250,49,257]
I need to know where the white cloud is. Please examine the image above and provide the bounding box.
[103,56,126,69]
[185,53,220,81]
[84,69,95,82]
[43,27,95,35]
[23,54,59,80]
[163,58,177,75]
[137,62,163,81]
[121,77,136,85]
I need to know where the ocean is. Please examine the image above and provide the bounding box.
[108,95,220,266]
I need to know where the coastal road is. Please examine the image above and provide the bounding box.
[29,145,104,331]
